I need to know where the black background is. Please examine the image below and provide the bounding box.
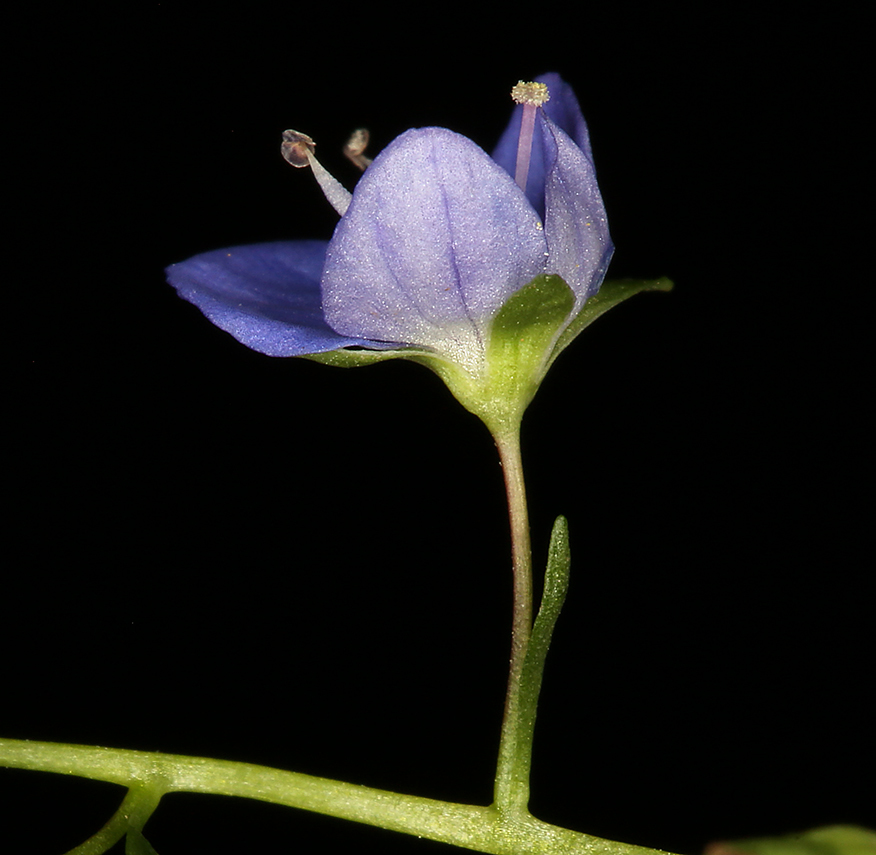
[7,4,873,854]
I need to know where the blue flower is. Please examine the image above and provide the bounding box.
[167,74,621,427]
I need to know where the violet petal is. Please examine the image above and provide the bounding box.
[166,241,396,357]
[540,116,614,309]
[322,127,548,371]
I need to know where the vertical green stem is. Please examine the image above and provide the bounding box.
[492,422,534,814]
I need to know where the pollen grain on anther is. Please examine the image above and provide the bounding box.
[511,81,550,107]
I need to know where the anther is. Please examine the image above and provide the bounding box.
[510,80,550,193]
[280,129,316,167]
[344,128,372,171]
[281,128,352,217]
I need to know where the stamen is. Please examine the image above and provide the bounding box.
[344,128,373,171]
[510,80,550,192]
[281,128,352,217]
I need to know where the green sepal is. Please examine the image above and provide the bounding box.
[487,273,575,402]
[303,346,427,368]
[302,275,672,435]
[414,274,575,433]
[550,276,674,369]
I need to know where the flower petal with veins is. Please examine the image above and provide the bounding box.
[322,127,549,372]
[167,241,398,356]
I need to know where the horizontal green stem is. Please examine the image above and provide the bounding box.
[1,737,675,855]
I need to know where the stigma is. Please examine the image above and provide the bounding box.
[510,80,550,192]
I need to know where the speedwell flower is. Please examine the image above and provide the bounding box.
[167,74,665,432]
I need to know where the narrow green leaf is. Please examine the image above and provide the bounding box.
[507,516,572,791]
[529,515,571,668]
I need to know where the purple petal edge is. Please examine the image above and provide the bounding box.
[540,117,614,307]
[166,241,400,357]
